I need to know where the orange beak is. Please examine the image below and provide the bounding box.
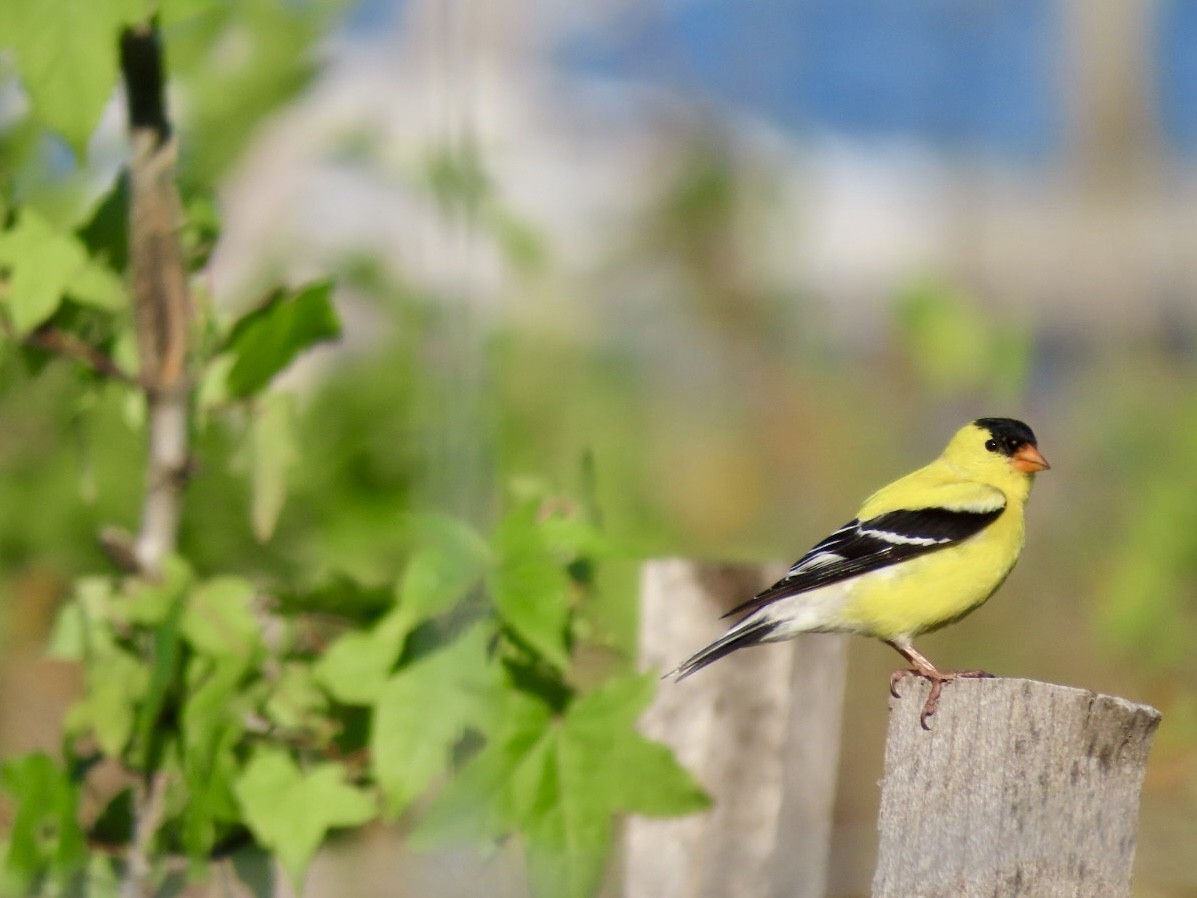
[1012,443,1050,473]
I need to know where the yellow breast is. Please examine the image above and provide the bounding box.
[835,504,1026,641]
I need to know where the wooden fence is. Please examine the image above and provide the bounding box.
[627,560,1162,898]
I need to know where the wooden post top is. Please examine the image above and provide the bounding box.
[874,677,1161,898]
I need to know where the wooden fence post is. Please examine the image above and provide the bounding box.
[873,677,1162,898]
[626,559,848,898]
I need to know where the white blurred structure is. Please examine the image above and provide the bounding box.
[210,0,1197,346]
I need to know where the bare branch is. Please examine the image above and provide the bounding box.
[121,24,191,394]
[121,23,194,576]
[121,771,170,898]
[118,21,195,898]
[23,326,138,385]
[98,526,142,574]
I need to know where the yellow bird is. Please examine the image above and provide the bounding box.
[668,418,1049,727]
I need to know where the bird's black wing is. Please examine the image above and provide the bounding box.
[722,504,1005,620]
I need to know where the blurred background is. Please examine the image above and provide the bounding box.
[3,1,1197,896]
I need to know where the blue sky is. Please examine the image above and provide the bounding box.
[346,0,1197,160]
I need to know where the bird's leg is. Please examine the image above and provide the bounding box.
[885,639,994,729]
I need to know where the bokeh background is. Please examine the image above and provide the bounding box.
[3,1,1197,896]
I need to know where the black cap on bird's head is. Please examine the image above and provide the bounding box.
[974,417,1049,473]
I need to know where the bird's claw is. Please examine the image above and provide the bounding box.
[889,668,995,729]
[889,668,917,699]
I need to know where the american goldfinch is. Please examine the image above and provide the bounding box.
[668,417,1049,727]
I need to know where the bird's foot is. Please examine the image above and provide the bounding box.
[889,668,994,729]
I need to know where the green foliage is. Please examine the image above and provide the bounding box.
[395,513,492,630]
[23,504,701,892]
[894,276,1030,400]
[1097,403,1197,670]
[234,748,376,889]
[163,0,349,183]
[0,209,127,334]
[221,280,341,399]
[491,502,574,670]
[0,0,144,156]
[181,576,261,663]
[0,754,88,893]
[415,673,710,898]
[0,4,709,896]
[248,391,300,541]
[370,624,499,817]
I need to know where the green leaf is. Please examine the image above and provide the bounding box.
[370,625,499,816]
[178,651,255,846]
[197,353,237,409]
[415,674,708,898]
[68,633,149,757]
[46,577,114,660]
[121,556,193,627]
[601,737,711,817]
[162,0,337,180]
[523,678,708,898]
[180,718,241,864]
[249,391,299,542]
[562,675,709,819]
[81,852,122,898]
[418,695,610,898]
[77,174,130,272]
[520,729,611,898]
[558,670,653,733]
[264,662,330,735]
[276,574,396,620]
[179,655,250,863]
[181,575,261,665]
[393,513,490,635]
[45,600,87,660]
[131,581,188,769]
[224,280,341,398]
[537,511,616,561]
[1,0,141,155]
[315,517,489,706]
[314,604,409,706]
[505,479,616,560]
[67,259,128,311]
[0,209,88,334]
[490,504,571,670]
[411,690,555,847]
[234,747,376,890]
[182,655,249,757]
[0,753,88,891]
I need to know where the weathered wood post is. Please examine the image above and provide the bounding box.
[873,677,1162,898]
[626,559,848,898]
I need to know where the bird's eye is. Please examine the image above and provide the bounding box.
[984,439,999,453]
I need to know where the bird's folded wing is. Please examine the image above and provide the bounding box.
[722,483,1006,619]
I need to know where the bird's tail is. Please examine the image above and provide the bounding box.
[665,617,780,681]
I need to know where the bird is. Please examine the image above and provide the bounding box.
[666,417,1049,728]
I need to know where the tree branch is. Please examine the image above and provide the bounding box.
[121,23,193,576]
[123,770,169,895]
[23,326,138,384]
[118,21,194,898]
